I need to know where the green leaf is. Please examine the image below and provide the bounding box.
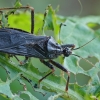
[60,19,100,72]
[0,80,13,98]
[14,0,22,8]
[20,91,39,100]
[8,13,44,34]
[0,4,100,100]
[42,5,61,41]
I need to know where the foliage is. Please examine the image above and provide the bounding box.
[0,1,100,100]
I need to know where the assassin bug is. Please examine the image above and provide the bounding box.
[0,6,95,91]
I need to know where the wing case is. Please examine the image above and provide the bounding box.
[0,28,49,58]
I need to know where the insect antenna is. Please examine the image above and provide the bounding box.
[73,37,96,50]
[71,54,96,67]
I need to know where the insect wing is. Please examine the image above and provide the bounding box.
[0,28,28,54]
[0,28,49,58]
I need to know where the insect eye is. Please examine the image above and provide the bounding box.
[63,48,72,57]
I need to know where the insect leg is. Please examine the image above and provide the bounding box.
[49,60,70,91]
[39,59,55,83]
[14,55,28,65]
[23,57,29,64]
[13,55,23,65]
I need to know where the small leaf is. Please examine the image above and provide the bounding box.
[20,91,39,100]
[14,0,22,8]
[0,80,13,98]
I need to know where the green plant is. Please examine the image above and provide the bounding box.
[0,1,100,100]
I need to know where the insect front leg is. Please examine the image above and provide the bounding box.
[34,59,55,88]
[37,59,70,91]
[49,60,70,91]
[39,59,55,83]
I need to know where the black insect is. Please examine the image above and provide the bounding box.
[0,6,94,91]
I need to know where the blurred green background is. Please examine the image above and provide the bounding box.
[0,0,100,100]
[0,0,100,16]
